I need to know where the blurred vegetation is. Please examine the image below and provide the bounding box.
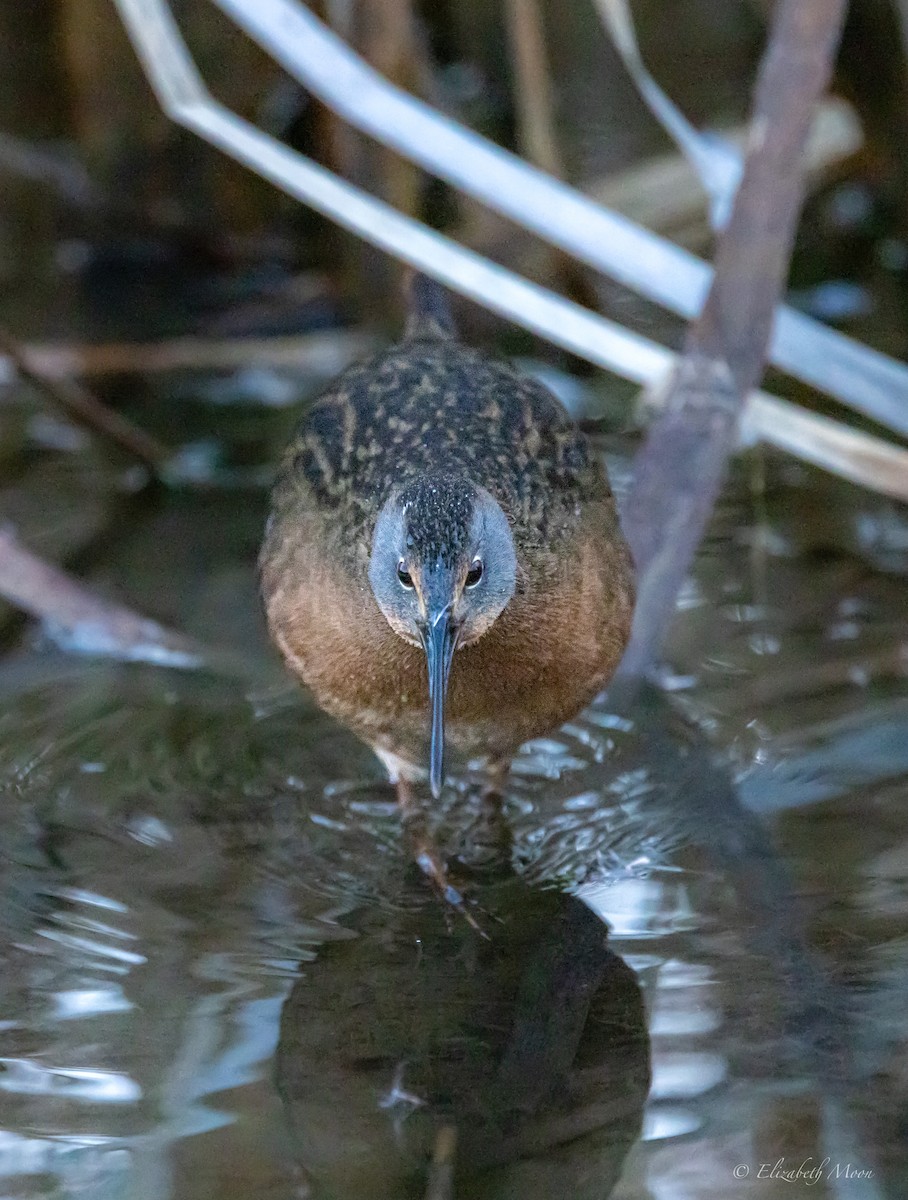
[0,0,761,337]
[0,1,906,351]
[0,0,907,643]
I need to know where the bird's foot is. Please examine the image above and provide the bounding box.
[396,779,489,938]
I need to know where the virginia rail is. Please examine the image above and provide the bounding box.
[261,275,634,853]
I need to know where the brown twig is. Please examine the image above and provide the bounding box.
[504,0,563,178]
[503,0,600,315]
[424,1125,457,1200]
[619,0,850,678]
[0,329,169,471]
[362,0,422,216]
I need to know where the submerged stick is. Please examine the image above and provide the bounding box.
[620,0,850,678]
[0,329,169,471]
[0,529,268,681]
[0,528,201,667]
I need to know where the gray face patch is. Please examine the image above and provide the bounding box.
[368,475,517,650]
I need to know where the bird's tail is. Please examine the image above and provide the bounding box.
[403,270,456,341]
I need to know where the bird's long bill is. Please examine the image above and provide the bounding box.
[424,609,457,799]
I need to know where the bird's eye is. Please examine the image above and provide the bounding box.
[465,558,484,588]
[397,561,415,589]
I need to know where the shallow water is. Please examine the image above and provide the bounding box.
[0,0,905,1188]
[0,448,906,1200]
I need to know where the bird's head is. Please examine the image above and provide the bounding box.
[368,473,517,797]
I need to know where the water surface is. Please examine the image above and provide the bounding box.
[0,454,905,1199]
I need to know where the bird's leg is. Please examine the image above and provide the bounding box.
[396,777,462,903]
[396,778,487,936]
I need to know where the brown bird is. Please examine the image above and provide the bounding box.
[261,275,633,856]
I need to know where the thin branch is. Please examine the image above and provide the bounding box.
[742,393,908,501]
[0,330,374,382]
[620,0,849,677]
[593,0,741,228]
[204,0,908,441]
[587,97,861,242]
[0,329,169,471]
[109,0,908,503]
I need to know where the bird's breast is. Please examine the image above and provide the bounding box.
[265,545,630,778]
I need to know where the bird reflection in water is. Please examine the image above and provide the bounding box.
[276,871,650,1199]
